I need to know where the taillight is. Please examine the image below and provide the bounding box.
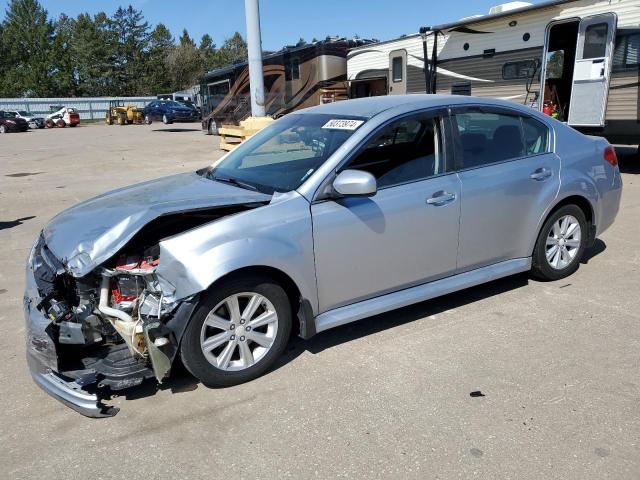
[604,145,618,167]
[320,92,335,104]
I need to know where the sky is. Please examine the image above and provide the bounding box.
[0,0,548,50]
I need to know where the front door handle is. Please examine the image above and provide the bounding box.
[530,168,552,181]
[427,191,456,206]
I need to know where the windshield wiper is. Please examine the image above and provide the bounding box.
[211,175,258,192]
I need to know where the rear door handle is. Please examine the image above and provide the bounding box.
[530,168,552,181]
[426,191,456,206]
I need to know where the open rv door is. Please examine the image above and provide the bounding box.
[568,13,617,127]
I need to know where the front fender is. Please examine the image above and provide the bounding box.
[155,192,318,313]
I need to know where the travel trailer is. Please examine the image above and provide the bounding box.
[348,0,639,145]
[200,38,372,134]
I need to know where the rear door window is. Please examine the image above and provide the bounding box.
[453,109,550,168]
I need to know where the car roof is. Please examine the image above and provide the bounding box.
[298,94,542,119]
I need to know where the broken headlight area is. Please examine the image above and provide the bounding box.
[30,237,183,399]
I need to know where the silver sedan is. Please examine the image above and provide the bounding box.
[24,95,622,416]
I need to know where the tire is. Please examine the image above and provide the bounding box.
[45,119,54,128]
[144,115,152,125]
[180,274,292,387]
[205,119,218,135]
[162,114,172,125]
[531,204,588,281]
[56,119,65,128]
[0,125,6,134]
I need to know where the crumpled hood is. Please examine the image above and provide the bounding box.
[42,172,271,277]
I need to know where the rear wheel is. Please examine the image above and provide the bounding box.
[180,275,292,387]
[144,115,152,125]
[55,119,65,128]
[531,205,588,281]
[45,119,54,128]
[206,119,218,135]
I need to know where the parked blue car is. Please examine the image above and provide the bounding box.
[143,100,199,125]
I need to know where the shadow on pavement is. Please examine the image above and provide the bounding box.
[0,216,36,231]
[117,240,609,403]
[616,145,640,174]
[152,128,201,133]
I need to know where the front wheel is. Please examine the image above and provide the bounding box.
[162,114,172,125]
[180,275,292,387]
[56,119,66,128]
[0,125,6,134]
[531,205,588,281]
[144,115,152,125]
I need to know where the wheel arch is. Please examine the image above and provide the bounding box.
[531,194,596,256]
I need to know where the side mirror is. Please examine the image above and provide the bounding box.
[332,169,377,197]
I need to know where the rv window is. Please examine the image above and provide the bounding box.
[502,60,536,80]
[545,50,564,79]
[583,23,608,59]
[614,33,640,67]
[392,56,403,82]
[347,114,443,188]
[629,34,640,65]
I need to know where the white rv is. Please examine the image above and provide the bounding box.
[348,0,639,145]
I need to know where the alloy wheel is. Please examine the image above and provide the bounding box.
[545,214,581,270]
[200,292,278,371]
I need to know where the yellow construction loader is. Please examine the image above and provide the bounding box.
[105,101,144,125]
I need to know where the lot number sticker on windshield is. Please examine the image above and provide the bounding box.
[322,119,364,130]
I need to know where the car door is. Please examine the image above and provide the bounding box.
[451,105,559,272]
[311,110,461,313]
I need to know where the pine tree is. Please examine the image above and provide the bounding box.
[70,12,118,96]
[147,23,175,93]
[199,33,217,72]
[108,5,150,95]
[214,32,248,68]
[0,0,56,97]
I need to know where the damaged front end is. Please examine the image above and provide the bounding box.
[25,233,199,417]
[24,186,269,417]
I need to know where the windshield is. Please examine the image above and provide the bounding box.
[203,113,365,194]
[17,111,28,116]
[164,101,184,108]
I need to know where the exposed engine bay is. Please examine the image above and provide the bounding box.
[28,205,265,409]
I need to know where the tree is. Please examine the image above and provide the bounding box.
[0,0,56,97]
[166,28,202,90]
[51,13,75,95]
[146,23,175,93]
[214,32,247,68]
[69,12,118,96]
[199,33,217,72]
[108,5,150,95]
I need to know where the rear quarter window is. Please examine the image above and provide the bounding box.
[521,116,550,155]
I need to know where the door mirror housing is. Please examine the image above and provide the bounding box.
[332,170,377,197]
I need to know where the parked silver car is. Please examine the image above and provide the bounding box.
[24,95,622,416]
[7,110,45,129]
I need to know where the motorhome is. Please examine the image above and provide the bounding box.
[348,0,639,145]
[200,38,371,134]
